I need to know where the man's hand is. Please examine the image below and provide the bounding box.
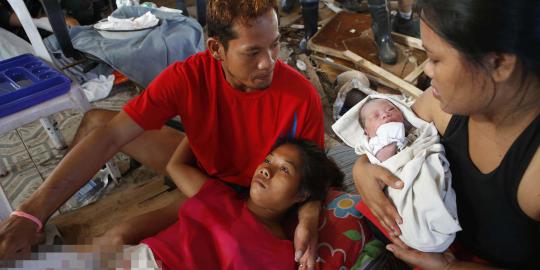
[294,200,321,270]
[0,216,41,259]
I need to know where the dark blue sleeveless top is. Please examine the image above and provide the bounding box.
[442,115,540,268]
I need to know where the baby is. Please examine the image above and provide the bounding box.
[332,94,461,253]
[358,98,408,162]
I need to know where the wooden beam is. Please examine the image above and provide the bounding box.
[404,59,428,83]
[310,54,398,90]
[391,32,424,51]
[343,50,423,98]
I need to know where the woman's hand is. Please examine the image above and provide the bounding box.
[386,237,456,270]
[295,200,321,270]
[353,155,404,236]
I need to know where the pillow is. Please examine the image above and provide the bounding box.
[317,190,382,269]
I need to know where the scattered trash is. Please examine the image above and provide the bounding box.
[82,74,115,102]
[333,70,374,120]
[278,42,294,63]
[290,24,304,29]
[62,169,115,212]
[116,0,139,7]
[140,2,157,8]
[322,0,343,13]
[296,59,307,71]
[349,29,356,33]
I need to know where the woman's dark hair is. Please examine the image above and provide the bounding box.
[272,138,344,202]
[418,0,540,77]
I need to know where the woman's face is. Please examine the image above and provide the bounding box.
[421,20,495,115]
[249,144,305,212]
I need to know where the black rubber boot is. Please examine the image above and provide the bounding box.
[282,0,297,13]
[368,0,397,65]
[299,1,319,52]
[392,14,420,38]
[341,0,368,13]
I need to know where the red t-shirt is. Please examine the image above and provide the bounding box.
[142,180,295,270]
[124,50,324,186]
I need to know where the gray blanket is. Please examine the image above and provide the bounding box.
[47,6,205,87]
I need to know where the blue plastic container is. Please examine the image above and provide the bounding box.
[0,54,71,117]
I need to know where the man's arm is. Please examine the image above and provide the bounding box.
[0,111,144,258]
[165,137,208,198]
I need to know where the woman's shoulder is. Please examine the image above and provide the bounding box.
[412,88,452,135]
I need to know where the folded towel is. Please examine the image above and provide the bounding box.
[94,11,159,31]
[332,94,461,252]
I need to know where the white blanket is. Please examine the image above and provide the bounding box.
[332,94,461,252]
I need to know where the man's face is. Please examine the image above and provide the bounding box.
[220,9,281,91]
[360,99,405,138]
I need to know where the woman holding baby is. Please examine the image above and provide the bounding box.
[354,0,540,268]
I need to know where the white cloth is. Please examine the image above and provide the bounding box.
[2,244,159,269]
[94,11,159,31]
[0,27,34,61]
[368,122,407,157]
[116,0,140,7]
[332,94,461,252]
[82,74,115,102]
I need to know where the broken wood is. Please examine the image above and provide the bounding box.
[298,54,334,134]
[311,54,399,90]
[343,50,423,98]
[404,59,428,83]
[391,32,424,51]
[50,177,184,244]
[280,12,302,27]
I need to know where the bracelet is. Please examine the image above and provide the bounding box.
[10,210,43,232]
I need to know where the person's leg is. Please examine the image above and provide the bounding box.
[176,0,190,17]
[393,0,419,37]
[299,0,319,52]
[195,0,206,27]
[368,0,397,64]
[93,196,185,246]
[71,109,184,174]
[70,109,185,245]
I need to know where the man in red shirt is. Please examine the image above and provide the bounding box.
[0,0,324,268]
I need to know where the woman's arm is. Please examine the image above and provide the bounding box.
[517,146,540,221]
[412,88,452,135]
[353,155,404,235]
[165,137,208,198]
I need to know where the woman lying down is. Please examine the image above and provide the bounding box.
[5,138,342,269]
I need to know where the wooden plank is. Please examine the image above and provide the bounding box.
[280,12,302,27]
[50,177,185,244]
[310,54,398,90]
[343,50,422,98]
[404,59,428,83]
[391,32,424,51]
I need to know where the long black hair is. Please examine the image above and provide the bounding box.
[418,0,540,77]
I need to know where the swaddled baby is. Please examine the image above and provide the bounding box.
[358,98,409,162]
[332,94,461,253]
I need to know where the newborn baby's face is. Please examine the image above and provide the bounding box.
[360,99,405,138]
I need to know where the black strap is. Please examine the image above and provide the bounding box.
[40,0,83,59]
